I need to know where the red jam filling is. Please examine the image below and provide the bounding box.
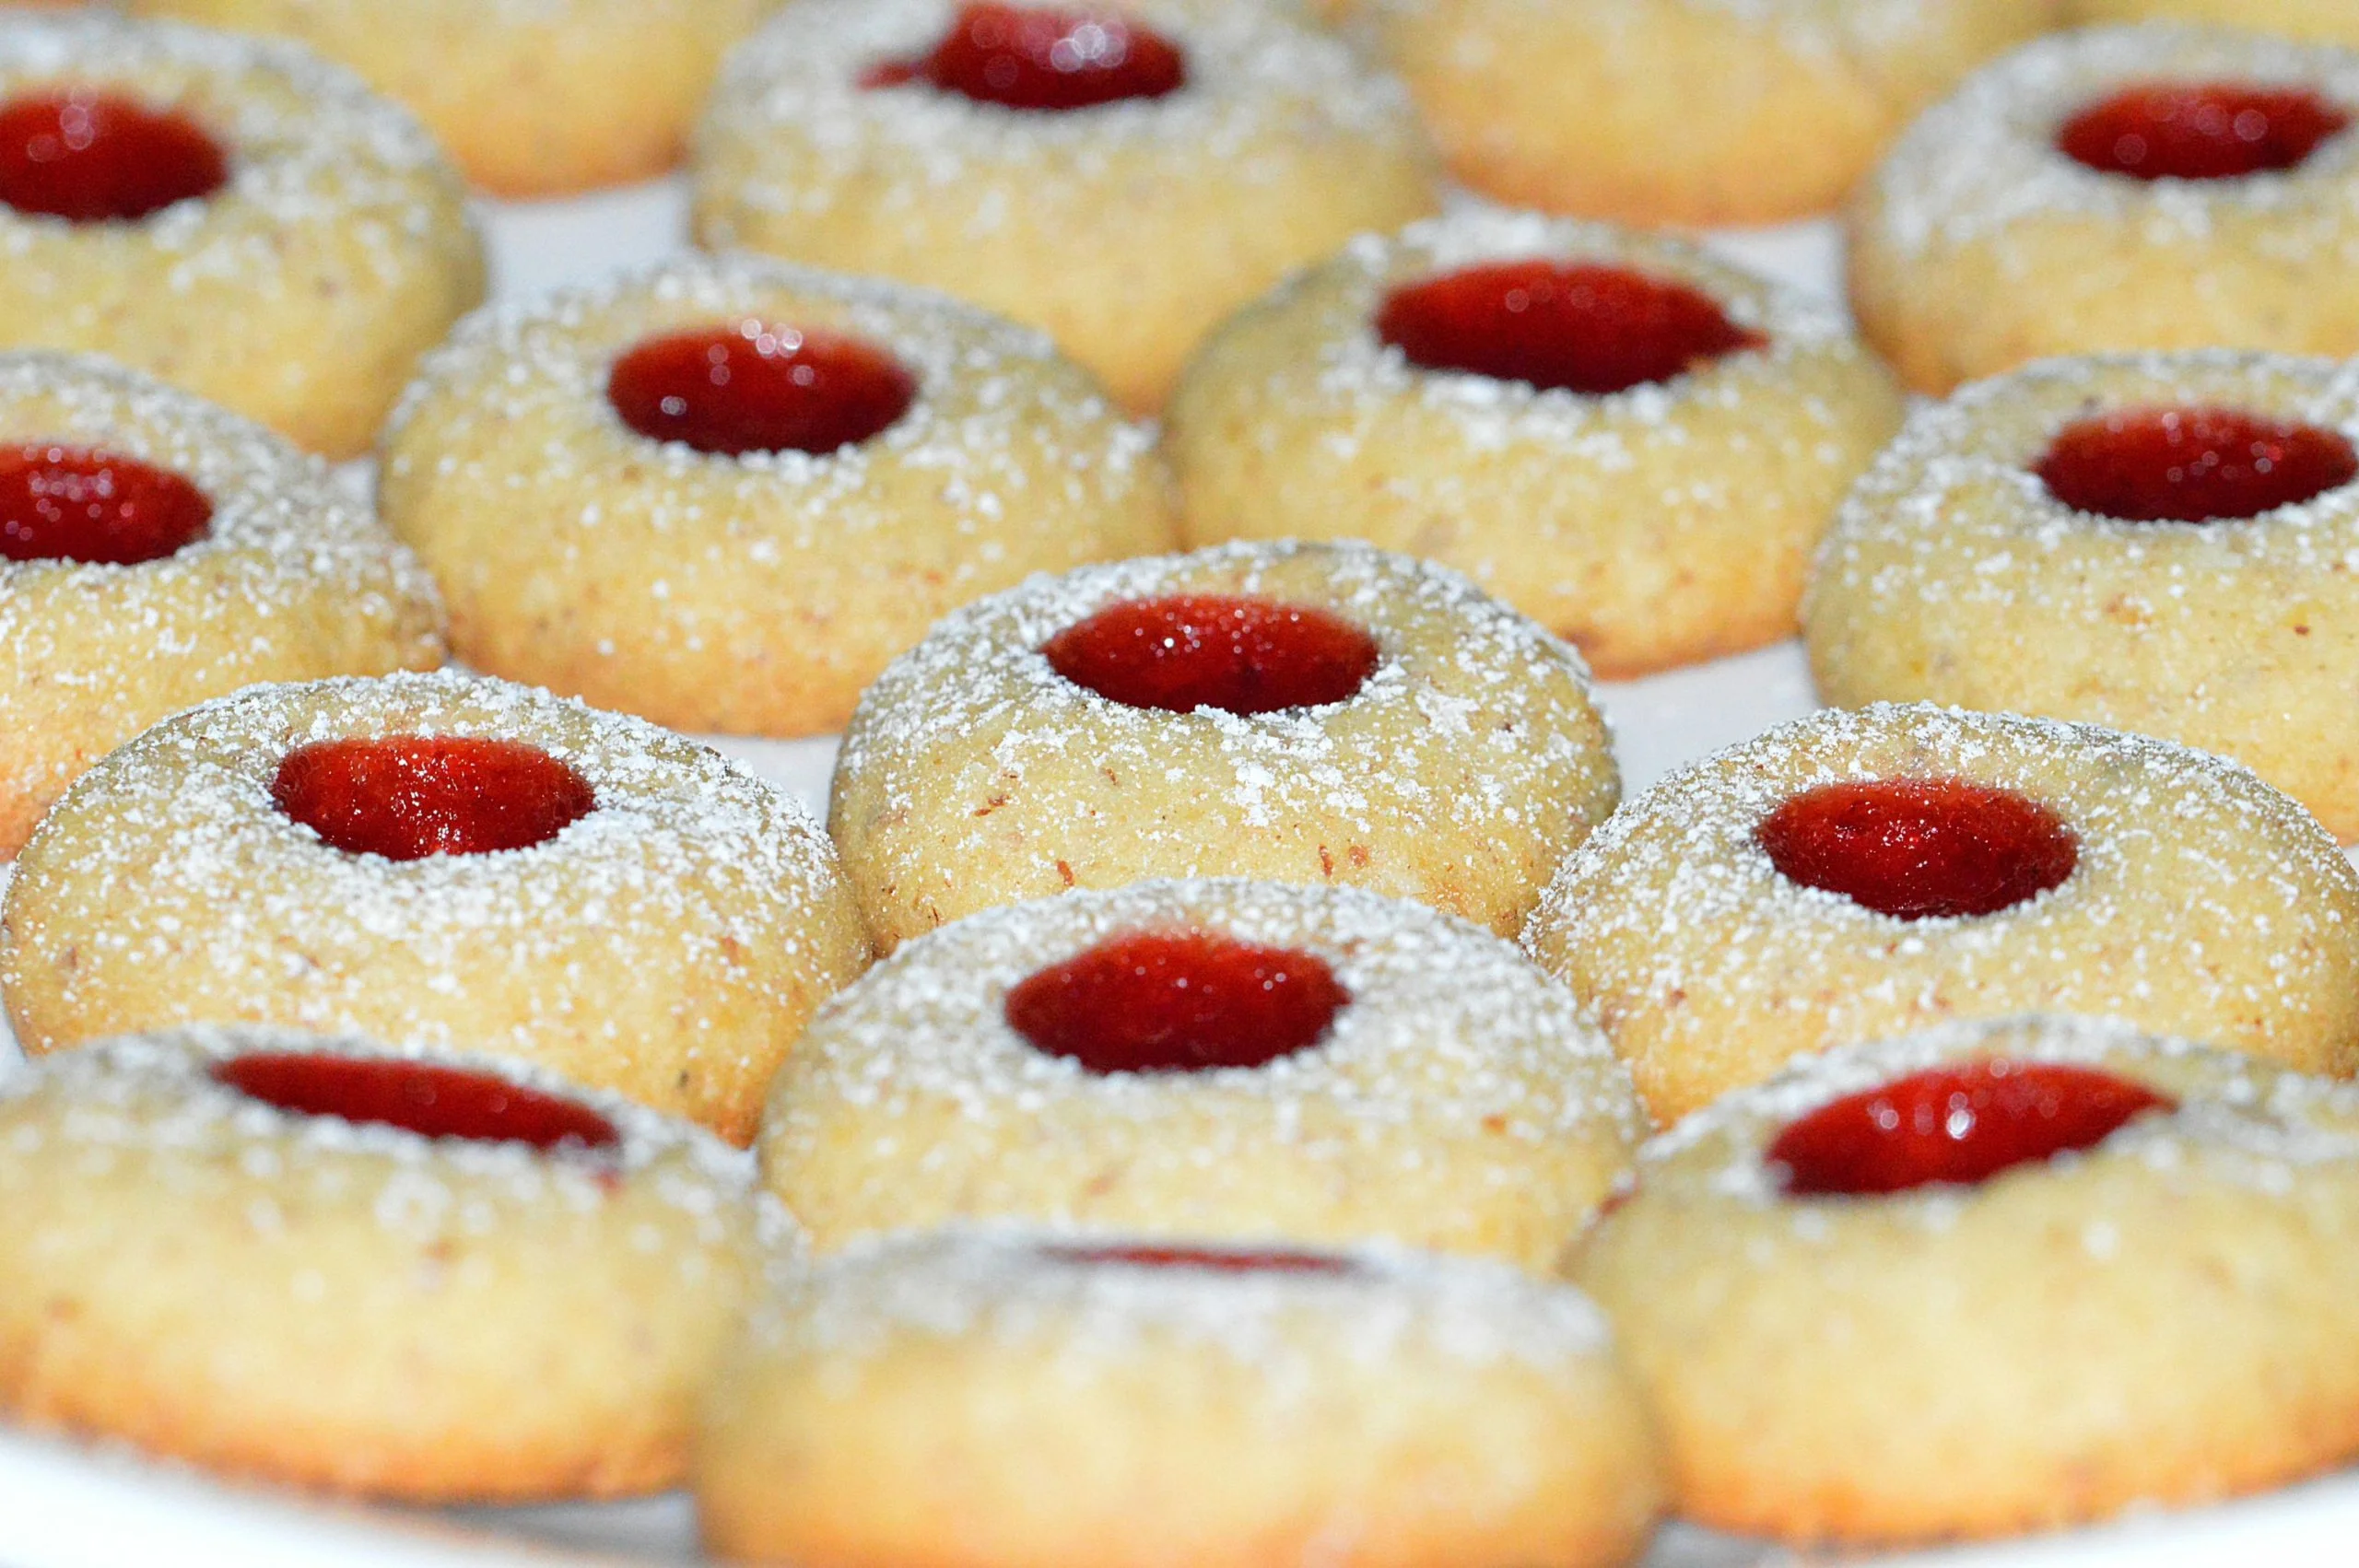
[272,737,596,861]
[0,445,211,564]
[862,2,1185,111]
[1005,929,1349,1074]
[0,91,228,222]
[2036,406,2358,523]
[607,324,918,457]
[2058,83,2350,181]
[1768,1059,2174,1197]
[1758,779,2078,921]
[1042,1241,1357,1276]
[215,1052,619,1152]
[1043,594,1378,715]
[1375,261,1766,396]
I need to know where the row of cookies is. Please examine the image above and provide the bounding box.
[10,643,2359,1556]
[12,6,2359,430]
[0,13,2354,760]
[69,0,2358,227]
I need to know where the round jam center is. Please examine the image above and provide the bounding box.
[2058,83,2350,181]
[1375,261,1766,397]
[1043,594,1379,716]
[1004,929,1348,1074]
[1758,778,2078,921]
[2036,406,2358,523]
[0,91,228,222]
[1042,1242,1356,1276]
[862,2,1186,111]
[1768,1059,2174,1197]
[0,445,211,565]
[215,1052,619,1152]
[607,323,918,457]
[272,737,596,861]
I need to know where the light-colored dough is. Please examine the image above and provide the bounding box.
[1848,26,2359,395]
[126,0,766,195]
[1524,702,2359,1124]
[1371,0,2054,225]
[0,671,874,1143]
[830,539,1618,952]
[690,0,1439,410]
[0,14,485,455]
[1577,1016,2359,1541]
[0,352,443,857]
[1169,209,1903,676]
[381,254,1173,738]
[1805,351,2359,840]
[0,1026,775,1500]
[701,1227,1665,1568]
[761,878,1646,1270]
[2068,0,2359,49]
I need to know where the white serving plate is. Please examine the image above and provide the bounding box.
[3,178,2356,1568]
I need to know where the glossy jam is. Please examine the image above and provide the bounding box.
[1004,929,1349,1074]
[2036,406,2358,523]
[1043,594,1379,715]
[272,737,596,861]
[1042,1241,1357,1276]
[216,1052,619,1152]
[607,324,918,457]
[1375,261,1766,396]
[2058,83,2350,181]
[862,2,1186,111]
[1758,779,2078,921]
[0,91,228,222]
[1768,1059,2174,1196]
[0,445,211,564]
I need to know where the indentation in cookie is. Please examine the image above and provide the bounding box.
[1042,593,1379,715]
[271,737,597,860]
[214,1051,622,1152]
[1766,1059,2174,1196]
[1376,261,1766,396]
[2036,406,2358,522]
[607,323,918,457]
[0,90,227,222]
[1004,928,1348,1073]
[861,2,1186,111]
[0,443,211,564]
[1039,1241,1359,1275]
[1757,779,2078,921]
[2057,83,2350,181]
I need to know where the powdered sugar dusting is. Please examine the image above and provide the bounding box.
[693,0,1425,238]
[1527,702,2359,1088]
[1801,351,2359,842]
[0,1024,765,1241]
[833,538,1614,892]
[751,1223,1615,1372]
[1649,1014,2359,1211]
[0,351,445,836]
[0,350,440,623]
[0,12,474,291]
[383,250,1158,538]
[1861,25,2359,259]
[0,671,852,1070]
[1229,203,1864,467]
[778,875,1638,1142]
[1808,350,2359,618]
